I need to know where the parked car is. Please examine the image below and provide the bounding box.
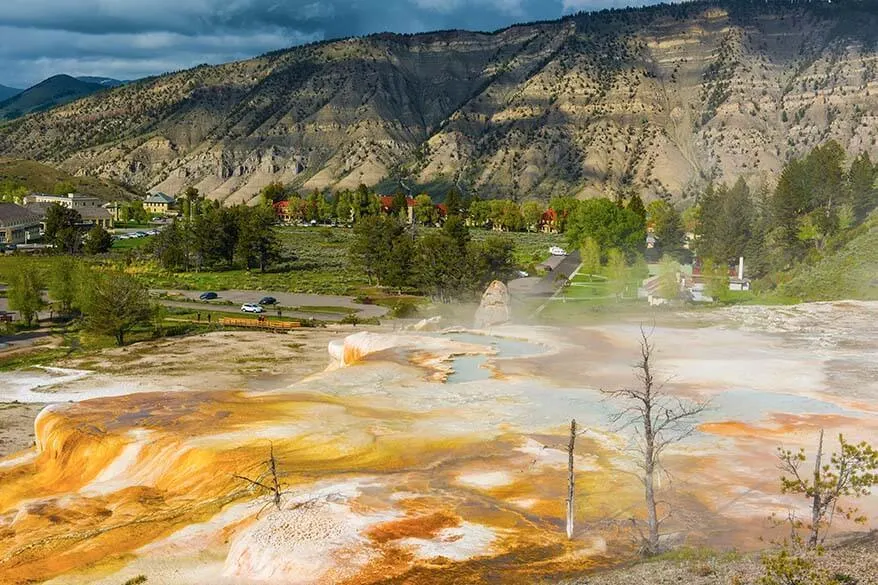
[199,292,218,301]
[549,246,567,256]
[241,303,264,313]
[259,296,277,305]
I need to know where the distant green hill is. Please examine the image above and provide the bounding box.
[0,158,141,202]
[0,85,22,102]
[0,75,106,121]
[780,213,878,301]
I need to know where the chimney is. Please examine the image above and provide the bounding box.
[738,257,744,281]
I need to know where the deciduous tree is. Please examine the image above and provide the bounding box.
[83,224,113,255]
[8,263,44,326]
[80,271,155,346]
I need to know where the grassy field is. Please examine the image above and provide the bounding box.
[118,226,561,295]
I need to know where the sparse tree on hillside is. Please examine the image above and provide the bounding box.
[603,328,708,555]
[81,271,155,346]
[777,430,878,548]
[8,263,45,326]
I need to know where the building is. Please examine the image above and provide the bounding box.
[77,206,114,229]
[379,196,415,223]
[24,192,104,210]
[144,192,175,215]
[24,201,113,230]
[0,203,42,245]
[104,201,123,222]
[538,209,559,233]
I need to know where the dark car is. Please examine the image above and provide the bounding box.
[199,292,218,301]
[259,296,277,305]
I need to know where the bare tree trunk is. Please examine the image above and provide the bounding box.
[809,428,824,548]
[566,419,576,539]
[644,425,659,554]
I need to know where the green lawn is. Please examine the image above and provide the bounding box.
[112,236,154,251]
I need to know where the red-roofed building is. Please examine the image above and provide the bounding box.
[274,201,293,224]
[379,196,415,223]
[539,209,559,233]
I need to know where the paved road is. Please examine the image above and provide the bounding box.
[154,289,388,321]
[159,300,364,322]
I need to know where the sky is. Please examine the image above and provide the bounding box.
[0,0,655,89]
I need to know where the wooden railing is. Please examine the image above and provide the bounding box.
[219,317,300,330]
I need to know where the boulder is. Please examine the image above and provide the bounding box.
[474,281,511,328]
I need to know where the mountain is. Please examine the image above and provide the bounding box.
[0,85,22,102]
[76,77,126,88]
[0,1,877,204]
[0,75,108,121]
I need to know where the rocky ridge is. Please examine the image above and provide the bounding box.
[0,1,876,204]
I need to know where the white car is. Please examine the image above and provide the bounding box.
[241,303,264,313]
[549,246,567,256]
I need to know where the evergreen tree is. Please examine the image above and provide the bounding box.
[847,152,877,224]
[83,224,113,255]
[626,194,647,225]
[445,189,463,218]
[44,204,82,254]
[350,215,412,288]
[236,204,280,272]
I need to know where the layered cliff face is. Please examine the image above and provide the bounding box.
[0,2,876,204]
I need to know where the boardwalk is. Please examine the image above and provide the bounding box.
[219,317,300,331]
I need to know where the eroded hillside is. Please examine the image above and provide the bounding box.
[0,1,876,203]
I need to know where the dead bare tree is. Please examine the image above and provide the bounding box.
[603,326,708,555]
[234,443,287,517]
[567,419,577,539]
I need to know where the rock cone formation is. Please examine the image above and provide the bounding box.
[474,281,511,329]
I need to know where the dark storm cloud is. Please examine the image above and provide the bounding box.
[0,0,653,88]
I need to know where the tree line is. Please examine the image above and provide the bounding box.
[147,190,280,273]
[693,142,878,281]
[349,215,516,302]
[42,204,114,255]
[6,258,155,346]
